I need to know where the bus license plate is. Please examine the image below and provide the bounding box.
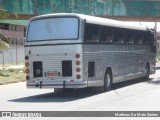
[47,71,58,76]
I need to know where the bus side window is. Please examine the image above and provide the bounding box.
[130,30,136,44]
[113,28,119,43]
[113,28,125,44]
[136,31,143,44]
[84,23,100,43]
[143,31,149,45]
[149,32,156,53]
[134,31,139,44]
[125,30,132,44]
[101,26,113,43]
[92,25,101,43]
[84,23,92,42]
[129,31,134,44]
[118,28,125,43]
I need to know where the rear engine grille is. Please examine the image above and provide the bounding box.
[62,60,72,77]
[33,61,43,78]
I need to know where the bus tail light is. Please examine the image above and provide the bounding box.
[26,69,30,74]
[76,75,81,79]
[76,68,81,72]
[76,61,80,65]
[26,76,30,80]
[25,62,30,67]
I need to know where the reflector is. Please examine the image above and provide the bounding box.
[25,55,29,60]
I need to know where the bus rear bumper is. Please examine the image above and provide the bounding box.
[27,81,87,89]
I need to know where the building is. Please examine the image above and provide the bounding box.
[0,20,27,65]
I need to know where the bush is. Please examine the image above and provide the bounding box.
[6,67,25,73]
[8,68,15,72]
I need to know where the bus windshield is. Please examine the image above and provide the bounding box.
[27,17,79,42]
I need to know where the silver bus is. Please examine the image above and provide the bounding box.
[25,13,156,91]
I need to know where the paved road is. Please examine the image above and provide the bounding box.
[0,69,160,119]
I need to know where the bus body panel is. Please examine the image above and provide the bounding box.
[27,80,87,89]
[26,44,86,89]
[82,44,156,86]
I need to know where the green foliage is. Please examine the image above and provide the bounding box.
[8,68,15,72]
[0,9,13,50]
[0,34,10,50]
[0,70,9,77]
[0,9,18,19]
[0,9,11,19]
[0,68,25,85]
[8,68,25,73]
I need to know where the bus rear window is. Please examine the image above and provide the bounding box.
[27,17,79,41]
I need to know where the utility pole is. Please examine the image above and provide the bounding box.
[16,39,17,65]
[3,50,4,68]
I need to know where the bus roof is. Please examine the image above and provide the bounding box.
[30,13,149,31]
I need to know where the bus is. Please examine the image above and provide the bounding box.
[25,13,156,92]
[157,40,160,61]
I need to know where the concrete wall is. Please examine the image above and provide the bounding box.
[0,46,24,65]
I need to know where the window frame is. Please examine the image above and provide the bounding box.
[83,22,152,46]
[26,16,80,42]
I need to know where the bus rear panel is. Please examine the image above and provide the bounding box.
[25,14,87,89]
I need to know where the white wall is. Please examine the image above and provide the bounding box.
[0,46,24,65]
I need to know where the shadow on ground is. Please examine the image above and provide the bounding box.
[9,75,160,103]
[112,78,154,90]
[8,88,102,103]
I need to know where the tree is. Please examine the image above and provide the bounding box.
[0,9,14,68]
[0,34,9,50]
[0,9,14,50]
[0,9,17,19]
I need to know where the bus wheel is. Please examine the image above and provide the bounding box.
[104,70,112,91]
[144,64,150,80]
[54,88,63,93]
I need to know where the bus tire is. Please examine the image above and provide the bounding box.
[144,63,150,81]
[104,70,112,91]
[54,88,74,93]
[54,88,63,93]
